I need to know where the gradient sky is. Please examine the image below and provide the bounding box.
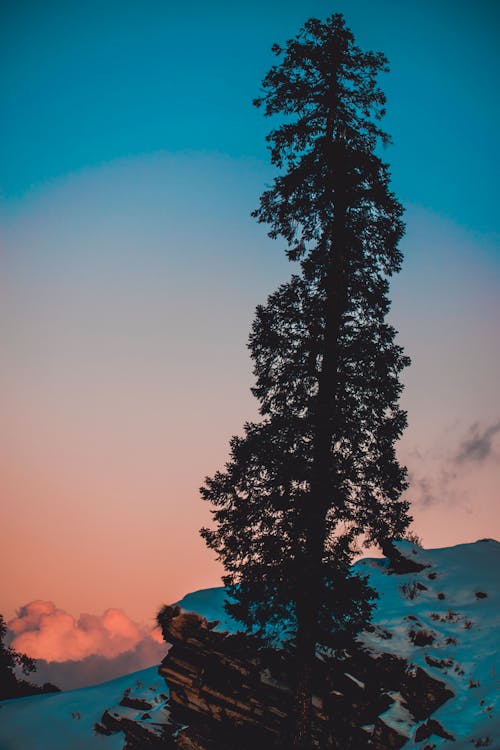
[1,0,499,630]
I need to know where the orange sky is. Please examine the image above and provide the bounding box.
[1,154,499,624]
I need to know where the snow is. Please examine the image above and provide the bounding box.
[378,692,413,740]
[1,539,498,748]
[358,539,500,748]
[175,586,239,632]
[344,672,365,689]
[180,540,500,748]
[0,667,166,750]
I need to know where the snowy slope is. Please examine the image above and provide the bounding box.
[177,539,500,748]
[0,667,168,750]
[357,539,500,749]
[1,539,498,749]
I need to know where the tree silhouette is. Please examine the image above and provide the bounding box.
[0,613,35,700]
[0,614,59,700]
[201,14,411,748]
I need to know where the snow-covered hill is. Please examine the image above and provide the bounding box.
[175,539,500,748]
[357,539,500,748]
[1,539,498,749]
[0,667,169,750]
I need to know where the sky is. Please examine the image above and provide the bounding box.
[1,0,499,677]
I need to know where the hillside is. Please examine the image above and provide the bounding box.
[169,538,500,748]
[0,539,498,749]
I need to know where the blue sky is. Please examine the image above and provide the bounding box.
[2,0,499,236]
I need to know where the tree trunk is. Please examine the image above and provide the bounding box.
[293,626,314,747]
[293,581,319,750]
[292,138,349,749]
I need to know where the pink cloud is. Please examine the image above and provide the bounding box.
[8,601,161,662]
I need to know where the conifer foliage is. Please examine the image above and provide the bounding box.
[201,14,411,747]
[0,614,59,700]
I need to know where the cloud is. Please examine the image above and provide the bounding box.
[407,465,461,509]
[407,474,435,508]
[455,420,500,464]
[8,601,163,663]
[404,419,500,511]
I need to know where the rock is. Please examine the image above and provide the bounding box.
[371,717,408,749]
[158,607,300,748]
[119,688,153,711]
[424,655,453,670]
[382,541,429,574]
[93,719,113,736]
[156,607,454,749]
[414,717,454,742]
[408,628,436,647]
[95,693,175,749]
[401,667,454,721]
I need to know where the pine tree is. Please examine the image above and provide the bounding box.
[201,14,411,748]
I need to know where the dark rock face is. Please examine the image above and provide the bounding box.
[119,688,154,711]
[382,541,429,574]
[95,707,173,749]
[414,718,455,742]
[156,606,454,749]
[157,606,300,749]
[425,655,453,670]
[401,667,454,722]
[408,628,436,647]
[94,684,175,749]
[372,718,408,749]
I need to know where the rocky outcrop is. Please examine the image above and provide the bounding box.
[157,606,305,749]
[372,718,409,749]
[414,718,454,742]
[94,681,175,749]
[156,605,454,749]
[382,540,429,574]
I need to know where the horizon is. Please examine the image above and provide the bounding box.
[1,0,499,684]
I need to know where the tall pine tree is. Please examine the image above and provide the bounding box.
[201,14,411,748]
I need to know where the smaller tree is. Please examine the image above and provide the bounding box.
[0,614,35,699]
[0,615,59,700]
